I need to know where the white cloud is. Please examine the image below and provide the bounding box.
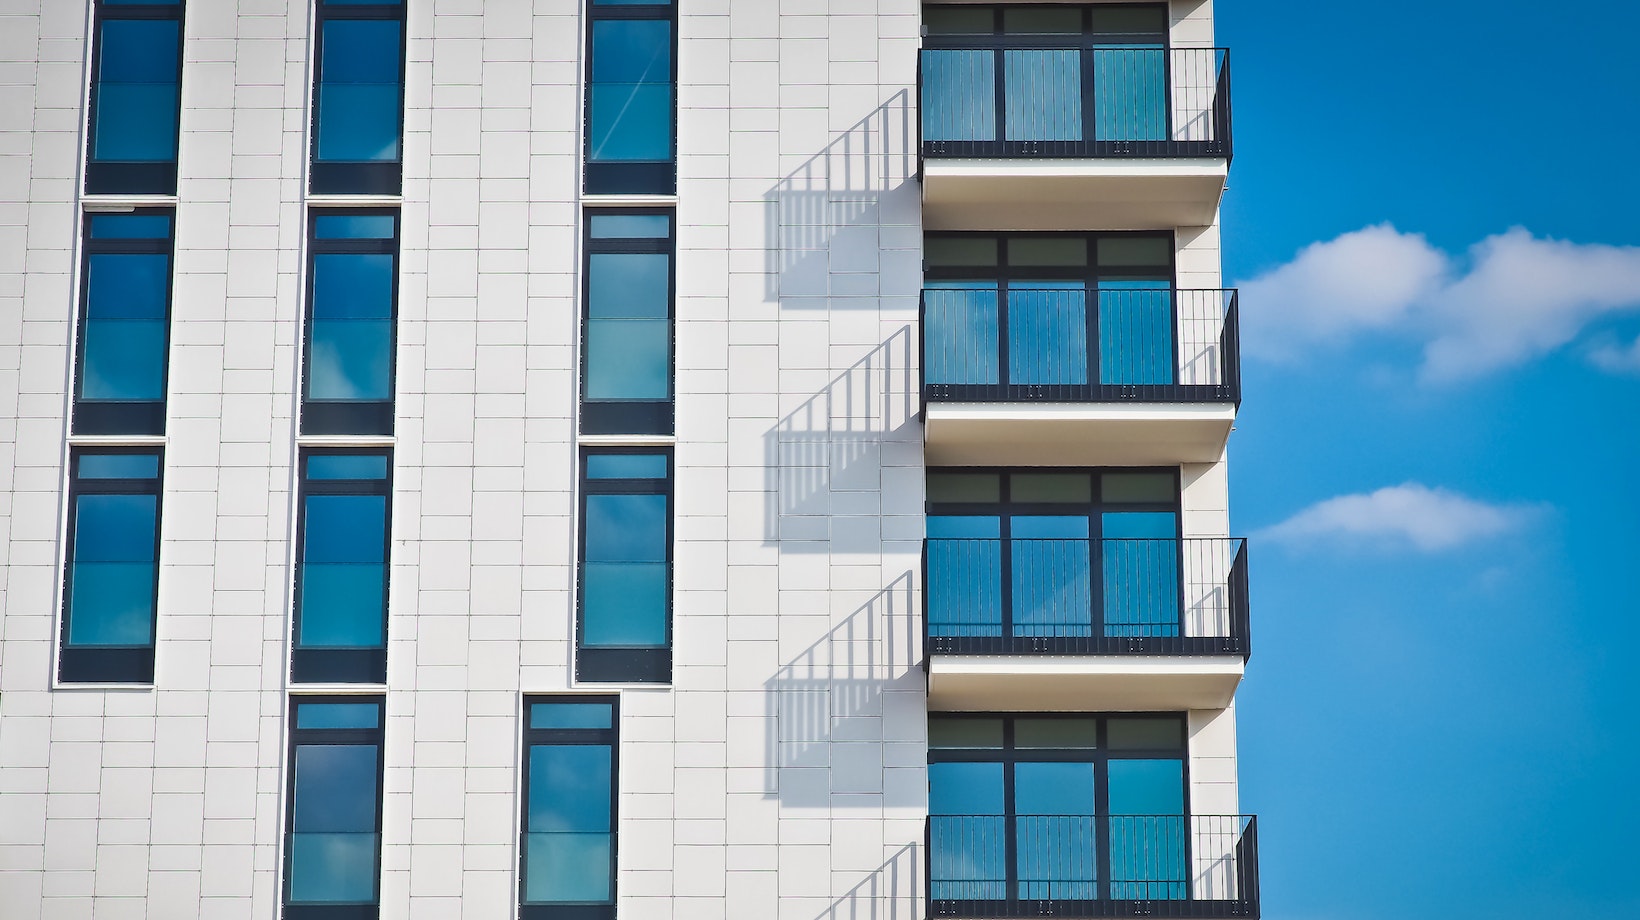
[1258,483,1542,552]
[1238,225,1640,380]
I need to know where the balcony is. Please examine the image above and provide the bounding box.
[921,289,1240,466]
[928,814,1260,919]
[924,538,1249,711]
[919,46,1233,230]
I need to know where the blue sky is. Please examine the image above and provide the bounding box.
[1219,3,1640,918]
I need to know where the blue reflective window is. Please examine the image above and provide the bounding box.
[521,697,618,917]
[60,449,162,683]
[928,714,1188,905]
[304,210,397,435]
[585,453,668,480]
[588,20,673,163]
[75,211,173,436]
[582,211,672,434]
[87,2,182,194]
[578,451,671,683]
[287,699,384,912]
[530,702,615,731]
[294,451,392,683]
[585,4,675,194]
[314,19,403,164]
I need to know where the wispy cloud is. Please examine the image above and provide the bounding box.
[1258,484,1544,552]
[1239,224,1640,381]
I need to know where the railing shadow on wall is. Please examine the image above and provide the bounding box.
[817,843,923,920]
[764,89,917,304]
[764,327,918,552]
[764,572,920,805]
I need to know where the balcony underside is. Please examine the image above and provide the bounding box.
[923,402,1235,466]
[922,159,1229,231]
[927,655,1245,712]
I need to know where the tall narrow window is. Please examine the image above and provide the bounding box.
[85,0,184,195]
[285,697,385,918]
[311,0,406,194]
[293,450,392,684]
[303,210,398,435]
[582,211,673,435]
[73,211,175,436]
[585,0,676,194]
[521,697,619,920]
[577,450,671,683]
[60,449,163,684]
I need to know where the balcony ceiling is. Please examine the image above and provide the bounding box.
[927,655,1245,713]
[922,158,1229,231]
[923,401,1235,466]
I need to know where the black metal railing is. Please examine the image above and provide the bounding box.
[927,814,1259,918]
[920,46,1232,160]
[924,538,1249,658]
[921,289,1240,405]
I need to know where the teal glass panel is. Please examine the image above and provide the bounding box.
[1015,762,1097,899]
[923,286,1000,387]
[298,494,387,648]
[307,455,389,480]
[1004,50,1082,142]
[315,20,402,163]
[581,563,666,646]
[929,762,1006,901]
[588,20,673,163]
[81,253,169,401]
[77,453,159,480]
[585,319,668,400]
[525,745,613,904]
[927,516,1003,638]
[588,214,670,239]
[289,743,379,903]
[1011,517,1091,638]
[314,214,396,239]
[529,702,614,730]
[92,19,179,162]
[1092,47,1166,142]
[1101,513,1179,638]
[295,703,380,730]
[585,453,667,479]
[1108,760,1186,899]
[921,49,995,143]
[1099,282,1174,386]
[1008,285,1088,386]
[88,215,170,238]
[310,253,394,401]
[67,493,157,647]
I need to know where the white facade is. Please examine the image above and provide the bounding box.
[0,1,1249,919]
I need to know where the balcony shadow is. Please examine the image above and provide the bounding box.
[764,89,918,305]
[815,843,923,920]
[764,573,921,806]
[764,328,918,552]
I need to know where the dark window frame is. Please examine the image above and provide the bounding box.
[292,448,393,685]
[922,3,1172,45]
[85,0,186,195]
[927,712,1192,906]
[576,447,673,684]
[923,230,1176,285]
[309,0,407,195]
[301,208,400,436]
[519,696,621,920]
[73,208,176,436]
[580,208,675,436]
[925,467,1185,644]
[283,695,387,920]
[59,446,164,684]
[583,0,679,195]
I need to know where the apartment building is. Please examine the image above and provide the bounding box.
[0,1,1257,918]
